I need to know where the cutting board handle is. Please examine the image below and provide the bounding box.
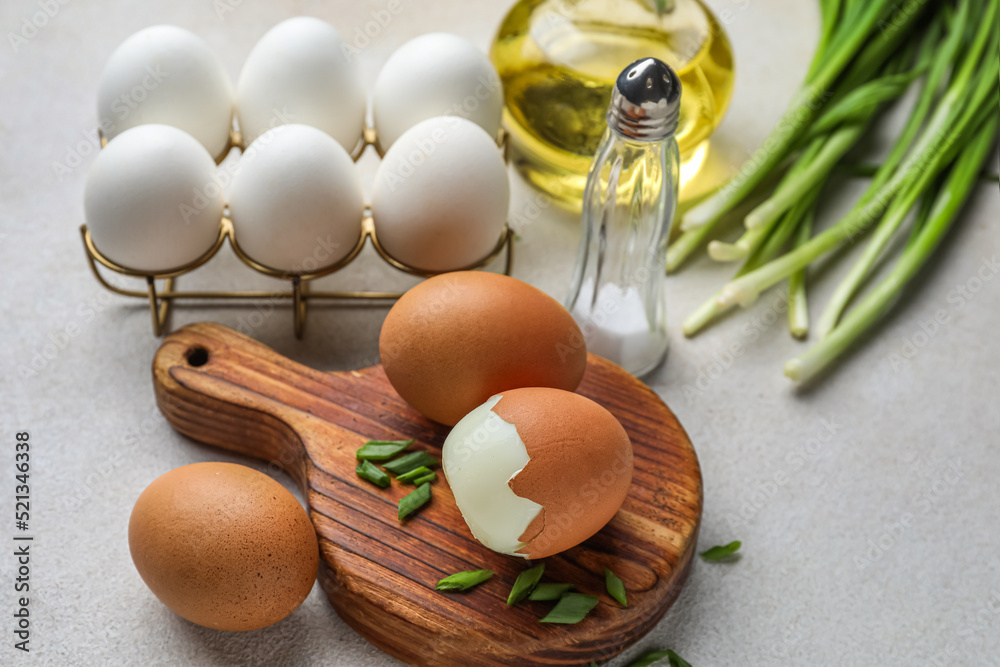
[152,322,354,489]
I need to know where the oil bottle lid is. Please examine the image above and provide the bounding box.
[607,57,681,141]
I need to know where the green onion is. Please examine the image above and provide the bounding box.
[436,569,494,592]
[398,483,432,521]
[683,188,820,336]
[604,568,627,607]
[355,460,390,489]
[717,2,998,311]
[539,593,600,624]
[673,0,1000,382]
[413,472,437,485]
[677,0,926,243]
[700,540,741,561]
[383,451,439,475]
[355,439,413,461]
[787,211,812,339]
[506,563,545,606]
[396,466,434,484]
[787,116,998,382]
[528,583,575,601]
[625,649,692,667]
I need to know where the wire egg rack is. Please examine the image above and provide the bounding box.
[80,125,514,338]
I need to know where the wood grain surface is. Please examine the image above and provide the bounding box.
[152,322,702,666]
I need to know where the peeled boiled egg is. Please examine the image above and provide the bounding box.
[379,271,587,426]
[372,33,503,150]
[237,17,366,150]
[229,124,364,273]
[85,124,224,273]
[443,388,633,559]
[371,117,509,272]
[97,25,234,160]
[128,462,318,631]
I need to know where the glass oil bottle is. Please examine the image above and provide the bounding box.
[491,0,735,210]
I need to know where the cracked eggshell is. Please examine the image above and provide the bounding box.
[379,271,587,426]
[229,124,364,272]
[128,462,318,632]
[236,17,366,150]
[97,25,234,159]
[85,124,223,273]
[443,388,633,559]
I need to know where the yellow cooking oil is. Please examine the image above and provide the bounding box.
[491,0,735,210]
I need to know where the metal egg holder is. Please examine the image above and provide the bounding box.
[81,125,514,338]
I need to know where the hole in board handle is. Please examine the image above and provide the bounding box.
[187,347,209,367]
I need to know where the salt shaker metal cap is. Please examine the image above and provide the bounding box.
[607,57,681,141]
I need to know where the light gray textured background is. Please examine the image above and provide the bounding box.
[1,1,998,665]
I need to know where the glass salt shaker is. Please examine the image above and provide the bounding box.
[565,57,681,376]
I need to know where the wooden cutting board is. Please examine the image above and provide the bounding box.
[152,322,702,666]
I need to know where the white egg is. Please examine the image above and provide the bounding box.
[97,26,234,160]
[371,117,509,273]
[229,124,364,273]
[237,17,366,151]
[373,33,503,151]
[85,124,224,273]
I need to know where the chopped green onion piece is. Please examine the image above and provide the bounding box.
[413,472,437,485]
[625,649,691,667]
[398,483,432,520]
[539,593,600,624]
[528,583,574,601]
[384,451,439,475]
[356,439,413,461]
[396,466,433,483]
[506,563,544,606]
[355,460,390,488]
[700,541,741,561]
[604,568,627,607]
[436,569,494,592]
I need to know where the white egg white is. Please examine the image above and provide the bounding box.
[442,395,542,557]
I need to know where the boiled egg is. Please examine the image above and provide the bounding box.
[85,124,223,273]
[97,25,234,160]
[128,462,318,631]
[379,271,587,426]
[372,33,503,151]
[229,124,364,273]
[236,17,366,151]
[371,117,509,273]
[443,388,633,559]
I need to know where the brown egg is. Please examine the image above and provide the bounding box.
[442,387,633,559]
[128,462,318,631]
[379,271,587,426]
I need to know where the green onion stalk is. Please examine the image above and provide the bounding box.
[786,116,999,382]
[674,0,928,237]
[716,7,999,310]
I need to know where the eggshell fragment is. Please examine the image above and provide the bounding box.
[494,388,633,559]
[379,271,587,426]
[128,462,318,631]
